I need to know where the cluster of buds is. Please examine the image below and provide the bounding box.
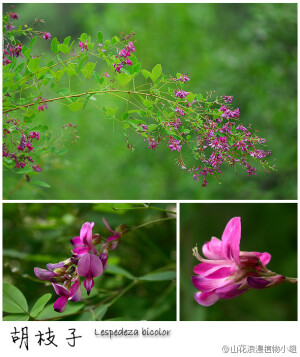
[113,41,136,73]
[191,217,296,306]
[34,218,127,313]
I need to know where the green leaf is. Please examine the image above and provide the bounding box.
[132,63,141,77]
[93,71,104,85]
[111,36,120,45]
[3,314,29,321]
[117,72,132,87]
[138,270,176,281]
[3,283,28,313]
[79,33,88,43]
[51,37,59,55]
[82,62,96,79]
[151,64,162,82]
[78,54,89,72]
[122,112,129,120]
[58,44,70,54]
[143,99,153,108]
[66,63,77,77]
[93,304,108,320]
[31,180,51,188]
[27,57,41,73]
[50,68,65,82]
[30,293,52,318]
[32,124,48,132]
[63,36,71,46]
[106,265,135,279]
[186,92,195,103]
[97,31,103,43]
[36,302,84,320]
[103,106,118,118]
[142,69,152,80]
[147,124,158,132]
[15,62,25,73]
[68,100,84,112]
[29,36,37,49]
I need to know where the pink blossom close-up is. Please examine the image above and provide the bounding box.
[191,217,292,307]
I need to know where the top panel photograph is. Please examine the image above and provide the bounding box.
[3,3,297,200]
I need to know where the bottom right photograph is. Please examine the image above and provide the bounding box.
[180,203,297,321]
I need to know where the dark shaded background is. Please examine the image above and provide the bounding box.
[3,3,297,199]
[180,203,297,321]
[3,203,176,320]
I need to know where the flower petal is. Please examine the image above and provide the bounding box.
[194,291,220,306]
[193,263,221,275]
[34,267,57,281]
[191,276,228,292]
[71,236,82,247]
[89,253,104,277]
[53,296,69,313]
[202,237,224,260]
[193,263,233,279]
[80,222,94,246]
[221,217,241,264]
[73,246,91,257]
[51,282,70,297]
[46,262,65,271]
[69,279,82,301]
[205,266,234,279]
[214,282,248,299]
[102,217,117,234]
[247,276,270,289]
[251,252,271,266]
[84,277,94,295]
[77,253,103,278]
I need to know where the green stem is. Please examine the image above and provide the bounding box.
[3,89,187,114]
[130,216,176,231]
[112,203,176,215]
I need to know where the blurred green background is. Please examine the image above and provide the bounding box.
[3,203,176,320]
[180,203,297,321]
[3,3,297,199]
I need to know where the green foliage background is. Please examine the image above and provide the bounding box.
[3,3,297,199]
[180,203,297,321]
[3,203,176,321]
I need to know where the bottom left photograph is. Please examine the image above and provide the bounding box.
[3,203,177,321]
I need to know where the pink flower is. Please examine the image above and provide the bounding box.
[71,222,97,256]
[38,103,48,111]
[43,32,51,40]
[77,253,103,295]
[103,72,110,77]
[168,136,182,152]
[174,89,189,98]
[10,12,19,20]
[52,278,82,313]
[34,267,58,281]
[32,164,42,172]
[101,217,123,251]
[79,41,88,52]
[191,217,285,306]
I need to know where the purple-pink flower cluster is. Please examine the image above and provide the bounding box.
[192,217,288,306]
[34,218,126,313]
[3,117,41,170]
[79,41,88,52]
[182,95,272,186]
[113,41,136,73]
[168,136,182,152]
